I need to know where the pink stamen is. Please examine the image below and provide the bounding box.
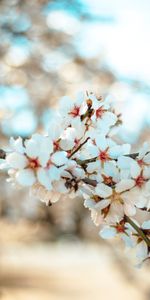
[135,175,145,187]
[53,140,60,151]
[69,106,80,117]
[96,106,105,119]
[99,150,109,162]
[28,158,40,169]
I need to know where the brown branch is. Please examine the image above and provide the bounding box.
[68,137,90,159]
[82,177,97,187]
[76,152,150,167]
[125,216,150,248]
[0,149,6,159]
[76,156,97,165]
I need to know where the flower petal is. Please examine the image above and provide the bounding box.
[115,179,135,193]
[37,168,52,190]
[130,160,141,178]
[16,169,36,186]
[25,139,39,158]
[6,153,28,169]
[95,183,112,198]
[99,226,117,239]
[51,151,68,165]
[142,220,150,230]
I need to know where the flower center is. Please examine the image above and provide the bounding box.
[135,175,145,187]
[96,106,105,119]
[53,140,60,151]
[103,175,114,186]
[69,106,80,117]
[137,159,144,166]
[116,221,125,233]
[99,150,109,162]
[28,158,40,169]
[74,138,80,147]
[111,190,123,204]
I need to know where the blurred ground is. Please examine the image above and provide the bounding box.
[0,241,150,300]
[0,221,150,300]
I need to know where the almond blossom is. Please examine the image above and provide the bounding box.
[0,91,149,266]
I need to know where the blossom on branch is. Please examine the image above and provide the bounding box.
[0,92,149,265]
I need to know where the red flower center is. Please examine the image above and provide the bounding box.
[96,106,105,119]
[116,224,125,233]
[116,220,125,233]
[28,158,40,169]
[103,175,113,185]
[69,106,80,117]
[53,140,60,151]
[74,138,80,147]
[137,159,144,166]
[135,175,145,187]
[99,150,109,162]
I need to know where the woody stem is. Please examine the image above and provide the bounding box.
[68,137,90,159]
[125,216,150,247]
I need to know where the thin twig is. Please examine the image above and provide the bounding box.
[77,156,97,165]
[82,177,97,187]
[0,149,6,159]
[125,216,150,247]
[68,137,90,159]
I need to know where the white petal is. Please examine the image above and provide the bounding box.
[95,135,107,151]
[117,156,133,169]
[144,152,150,164]
[130,160,141,178]
[86,161,101,173]
[72,167,85,178]
[138,142,149,160]
[48,165,61,181]
[86,143,99,158]
[107,202,124,223]
[6,153,28,169]
[95,199,111,210]
[16,169,36,186]
[109,145,123,159]
[121,234,134,248]
[135,195,147,209]
[59,138,74,151]
[143,167,150,179]
[122,144,131,155]
[99,226,117,239]
[101,111,117,127]
[10,137,25,153]
[103,161,118,178]
[124,203,136,216]
[145,180,150,194]
[95,183,112,198]
[51,151,68,165]
[109,144,131,159]
[115,179,135,193]
[84,198,95,209]
[25,139,39,158]
[142,220,150,230]
[37,168,52,190]
[136,241,148,259]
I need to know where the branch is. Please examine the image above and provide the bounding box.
[76,156,97,165]
[125,216,150,248]
[76,152,150,167]
[0,149,6,159]
[68,137,90,159]
[82,177,97,187]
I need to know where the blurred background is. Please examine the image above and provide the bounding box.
[0,0,150,299]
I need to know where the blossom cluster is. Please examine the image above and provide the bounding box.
[0,92,150,265]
